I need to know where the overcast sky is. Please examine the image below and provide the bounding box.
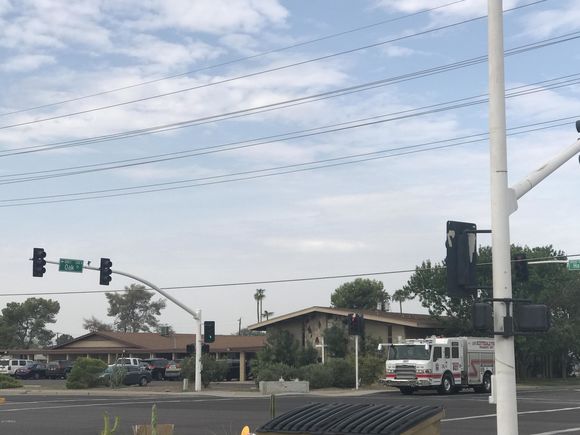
[0,0,579,338]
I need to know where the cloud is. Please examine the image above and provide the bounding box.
[375,0,520,21]
[264,237,367,253]
[517,1,580,38]
[0,54,56,72]
[382,45,417,58]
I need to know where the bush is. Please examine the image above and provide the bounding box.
[66,357,107,389]
[327,358,355,388]
[252,362,299,384]
[359,354,384,386]
[0,374,22,389]
[297,364,333,389]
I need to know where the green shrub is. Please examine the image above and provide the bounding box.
[252,362,299,384]
[359,354,384,386]
[66,357,107,389]
[297,364,333,389]
[180,357,195,382]
[108,365,128,388]
[327,358,355,388]
[0,374,22,389]
[201,355,229,387]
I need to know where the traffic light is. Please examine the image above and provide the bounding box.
[515,304,550,332]
[32,248,47,277]
[446,221,478,298]
[202,343,210,354]
[186,343,195,354]
[204,321,215,343]
[513,253,529,282]
[472,302,493,331]
[99,258,113,285]
[347,313,364,336]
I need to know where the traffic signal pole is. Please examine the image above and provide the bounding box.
[42,259,203,392]
[488,2,518,434]
[487,2,580,434]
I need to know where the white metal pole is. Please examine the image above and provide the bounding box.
[355,335,359,390]
[195,309,202,392]
[321,337,325,364]
[488,1,519,434]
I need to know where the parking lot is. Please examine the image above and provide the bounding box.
[0,383,578,434]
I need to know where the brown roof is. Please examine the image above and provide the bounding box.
[51,331,266,353]
[248,306,443,330]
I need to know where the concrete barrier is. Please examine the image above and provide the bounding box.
[259,380,309,395]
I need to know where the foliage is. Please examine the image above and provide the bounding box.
[254,289,266,322]
[66,357,107,389]
[105,284,166,332]
[258,329,299,366]
[180,357,195,382]
[397,245,580,378]
[251,361,299,383]
[326,359,355,388]
[0,297,60,348]
[55,333,74,346]
[99,413,120,435]
[297,344,319,366]
[331,278,390,311]
[83,316,113,332]
[358,354,384,386]
[200,355,228,387]
[323,325,348,358]
[107,365,128,388]
[391,290,407,313]
[297,364,333,389]
[0,373,22,389]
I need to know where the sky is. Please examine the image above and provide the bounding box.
[0,0,579,339]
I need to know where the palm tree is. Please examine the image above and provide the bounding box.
[392,290,406,314]
[254,289,266,322]
[262,310,274,321]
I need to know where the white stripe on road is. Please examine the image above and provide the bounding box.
[444,406,580,422]
[530,428,580,435]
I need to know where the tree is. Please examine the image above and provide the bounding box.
[254,288,266,322]
[323,325,348,358]
[262,310,274,321]
[397,245,580,378]
[55,334,74,346]
[105,284,166,332]
[258,329,299,366]
[0,298,60,348]
[82,316,113,332]
[331,278,390,310]
[391,290,407,313]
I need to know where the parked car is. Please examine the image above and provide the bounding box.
[14,362,48,380]
[100,365,152,386]
[0,359,35,376]
[114,357,142,367]
[224,359,252,381]
[142,358,169,380]
[164,359,183,380]
[47,360,75,379]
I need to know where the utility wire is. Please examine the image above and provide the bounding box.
[0,113,576,207]
[0,72,577,186]
[0,1,545,131]
[0,1,466,118]
[4,253,579,297]
[2,27,577,158]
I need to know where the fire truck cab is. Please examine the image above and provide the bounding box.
[380,336,494,395]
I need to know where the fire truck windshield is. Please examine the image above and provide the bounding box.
[388,344,431,360]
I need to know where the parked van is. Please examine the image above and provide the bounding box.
[0,359,35,376]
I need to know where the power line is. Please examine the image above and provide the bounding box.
[0,71,577,187]
[0,1,545,131]
[3,253,578,297]
[0,1,466,118]
[0,114,576,207]
[2,27,577,159]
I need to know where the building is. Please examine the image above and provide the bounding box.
[1,331,266,381]
[248,306,444,354]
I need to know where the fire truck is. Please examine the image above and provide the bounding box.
[380,336,494,395]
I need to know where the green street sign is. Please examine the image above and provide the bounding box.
[59,258,84,273]
[568,259,580,271]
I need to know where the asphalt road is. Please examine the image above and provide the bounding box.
[0,386,579,434]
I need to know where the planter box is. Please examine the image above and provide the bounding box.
[259,380,309,395]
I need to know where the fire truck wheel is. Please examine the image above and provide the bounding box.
[439,373,454,395]
[399,387,414,395]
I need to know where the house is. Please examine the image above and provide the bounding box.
[1,331,266,381]
[248,306,444,355]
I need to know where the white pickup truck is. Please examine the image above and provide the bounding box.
[113,357,142,367]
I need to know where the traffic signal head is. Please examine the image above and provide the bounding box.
[202,343,210,354]
[472,302,493,331]
[32,248,47,277]
[515,304,550,332]
[99,258,113,285]
[186,343,195,354]
[446,221,478,298]
[513,253,529,282]
[204,321,215,343]
[347,313,364,336]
